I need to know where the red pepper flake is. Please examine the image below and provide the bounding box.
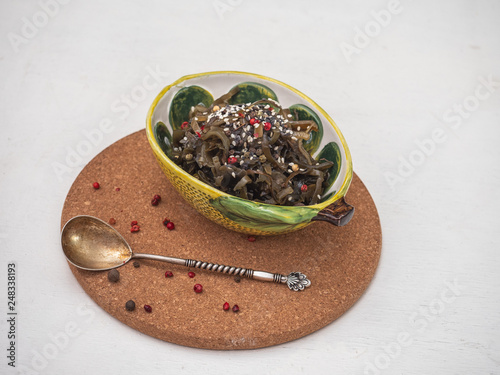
[92,182,100,189]
[131,220,138,226]
[188,271,195,278]
[249,118,256,125]
[232,304,240,313]
[162,217,170,226]
[196,131,201,138]
[247,236,256,242]
[223,302,230,311]
[153,194,161,202]
[301,184,308,192]
[228,156,237,164]
[264,122,271,131]
[166,221,175,230]
[109,218,116,225]
[193,284,203,293]
[165,271,173,278]
[200,125,205,132]
[131,225,140,233]
[181,121,189,129]
[253,133,259,138]
[144,305,152,313]
[151,198,159,206]
[238,113,244,117]
[115,187,120,192]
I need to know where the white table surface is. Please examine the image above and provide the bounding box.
[1,0,499,374]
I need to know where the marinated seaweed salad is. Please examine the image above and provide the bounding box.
[171,87,334,206]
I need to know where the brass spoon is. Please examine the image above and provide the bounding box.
[61,215,311,291]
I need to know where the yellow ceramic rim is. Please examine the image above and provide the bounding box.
[146,71,353,210]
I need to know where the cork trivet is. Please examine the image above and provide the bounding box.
[60,130,382,350]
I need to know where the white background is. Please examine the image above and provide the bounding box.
[1,0,499,374]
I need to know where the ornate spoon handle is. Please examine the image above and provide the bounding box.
[132,253,311,291]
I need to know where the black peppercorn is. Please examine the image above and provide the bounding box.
[125,300,135,311]
[108,269,120,282]
[133,261,140,268]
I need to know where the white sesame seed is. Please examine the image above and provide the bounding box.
[297,126,301,131]
[287,114,292,118]
[291,136,298,141]
[232,141,237,146]
[287,169,293,173]
[274,146,279,150]
[247,136,253,142]
[232,172,236,178]
[317,195,321,200]
[183,137,187,141]
[194,117,198,121]
[230,134,235,139]
[289,162,294,166]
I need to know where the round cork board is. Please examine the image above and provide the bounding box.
[60,129,381,350]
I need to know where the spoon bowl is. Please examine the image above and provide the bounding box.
[61,216,132,271]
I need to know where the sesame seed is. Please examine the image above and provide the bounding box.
[317,195,321,200]
[287,114,292,118]
[232,172,236,178]
[288,196,293,201]
[232,141,237,146]
[297,126,301,131]
[291,136,298,141]
[287,169,293,173]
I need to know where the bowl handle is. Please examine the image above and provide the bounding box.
[311,197,354,227]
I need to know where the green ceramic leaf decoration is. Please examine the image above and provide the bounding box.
[289,104,323,154]
[153,121,173,158]
[169,86,213,130]
[316,141,341,191]
[228,82,278,105]
[210,196,319,232]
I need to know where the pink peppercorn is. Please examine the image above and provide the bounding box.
[194,284,203,293]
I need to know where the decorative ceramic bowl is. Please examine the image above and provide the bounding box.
[146,71,354,235]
